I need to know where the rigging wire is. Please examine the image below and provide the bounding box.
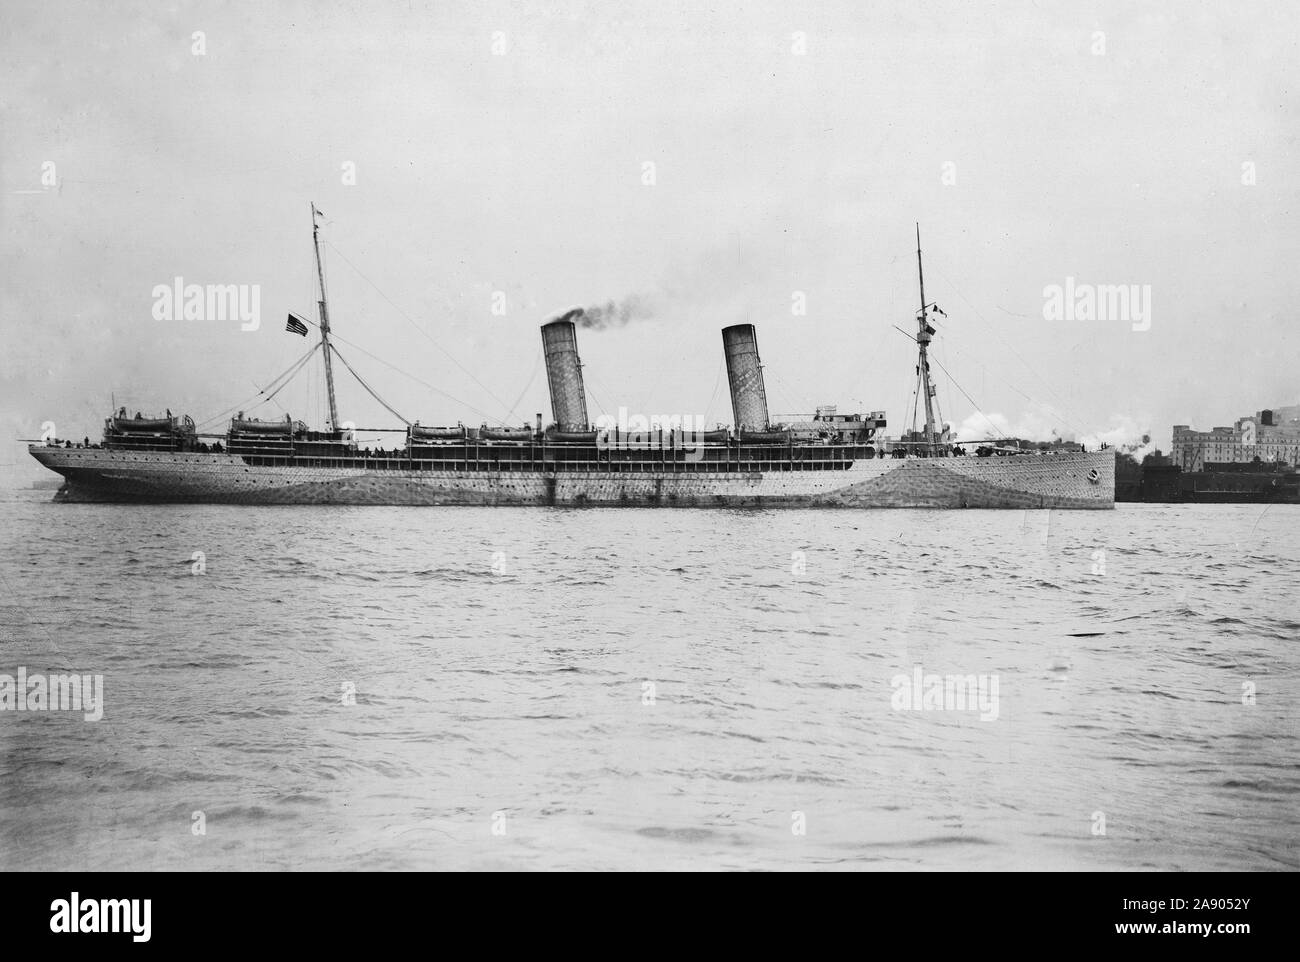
[324,327,502,425]
[501,346,543,426]
[261,382,290,417]
[767,370,816,418]
[929,261,1089,437]
[926,350,1010,442]
[909,371,921,435]
[329,344,412,426]
[932,336,949,429]
[286,289,503,423]
[894,316,1078,441]
[934,325,1081,436]
[323,239,516,417]
[195,342,321,428]
[583,377,612,423]
[701,355,726,428]
[891,325,1004,441]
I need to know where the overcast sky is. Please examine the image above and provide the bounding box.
[3,0,1296,481]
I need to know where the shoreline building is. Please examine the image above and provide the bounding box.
[1172,405,1300,471]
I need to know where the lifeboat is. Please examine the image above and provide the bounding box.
[112,416,176,433]
[599,427,729,445]
[409,424,466,441]
[481,425,534,441]
[230,417,297,435]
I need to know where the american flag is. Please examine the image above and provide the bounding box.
[285,313,310,336]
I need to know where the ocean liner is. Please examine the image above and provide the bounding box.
[29,210,1114,508]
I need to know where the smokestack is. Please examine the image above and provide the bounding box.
[722,323,770,432]
[541,312,590,432]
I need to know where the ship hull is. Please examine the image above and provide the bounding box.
[30,446,1115,508]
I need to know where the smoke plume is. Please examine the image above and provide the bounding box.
[562,294,657,331]
[545,226,799,335]
[957,410,1157,458]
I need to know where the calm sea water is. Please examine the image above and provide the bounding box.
[0,490,1296,871]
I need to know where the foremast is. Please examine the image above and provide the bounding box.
[914,224,939,455]
[311,202,340,431]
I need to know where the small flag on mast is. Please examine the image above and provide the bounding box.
[285,313,310,336]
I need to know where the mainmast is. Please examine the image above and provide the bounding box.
[915,224,937,454]
[311,202,340,431]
